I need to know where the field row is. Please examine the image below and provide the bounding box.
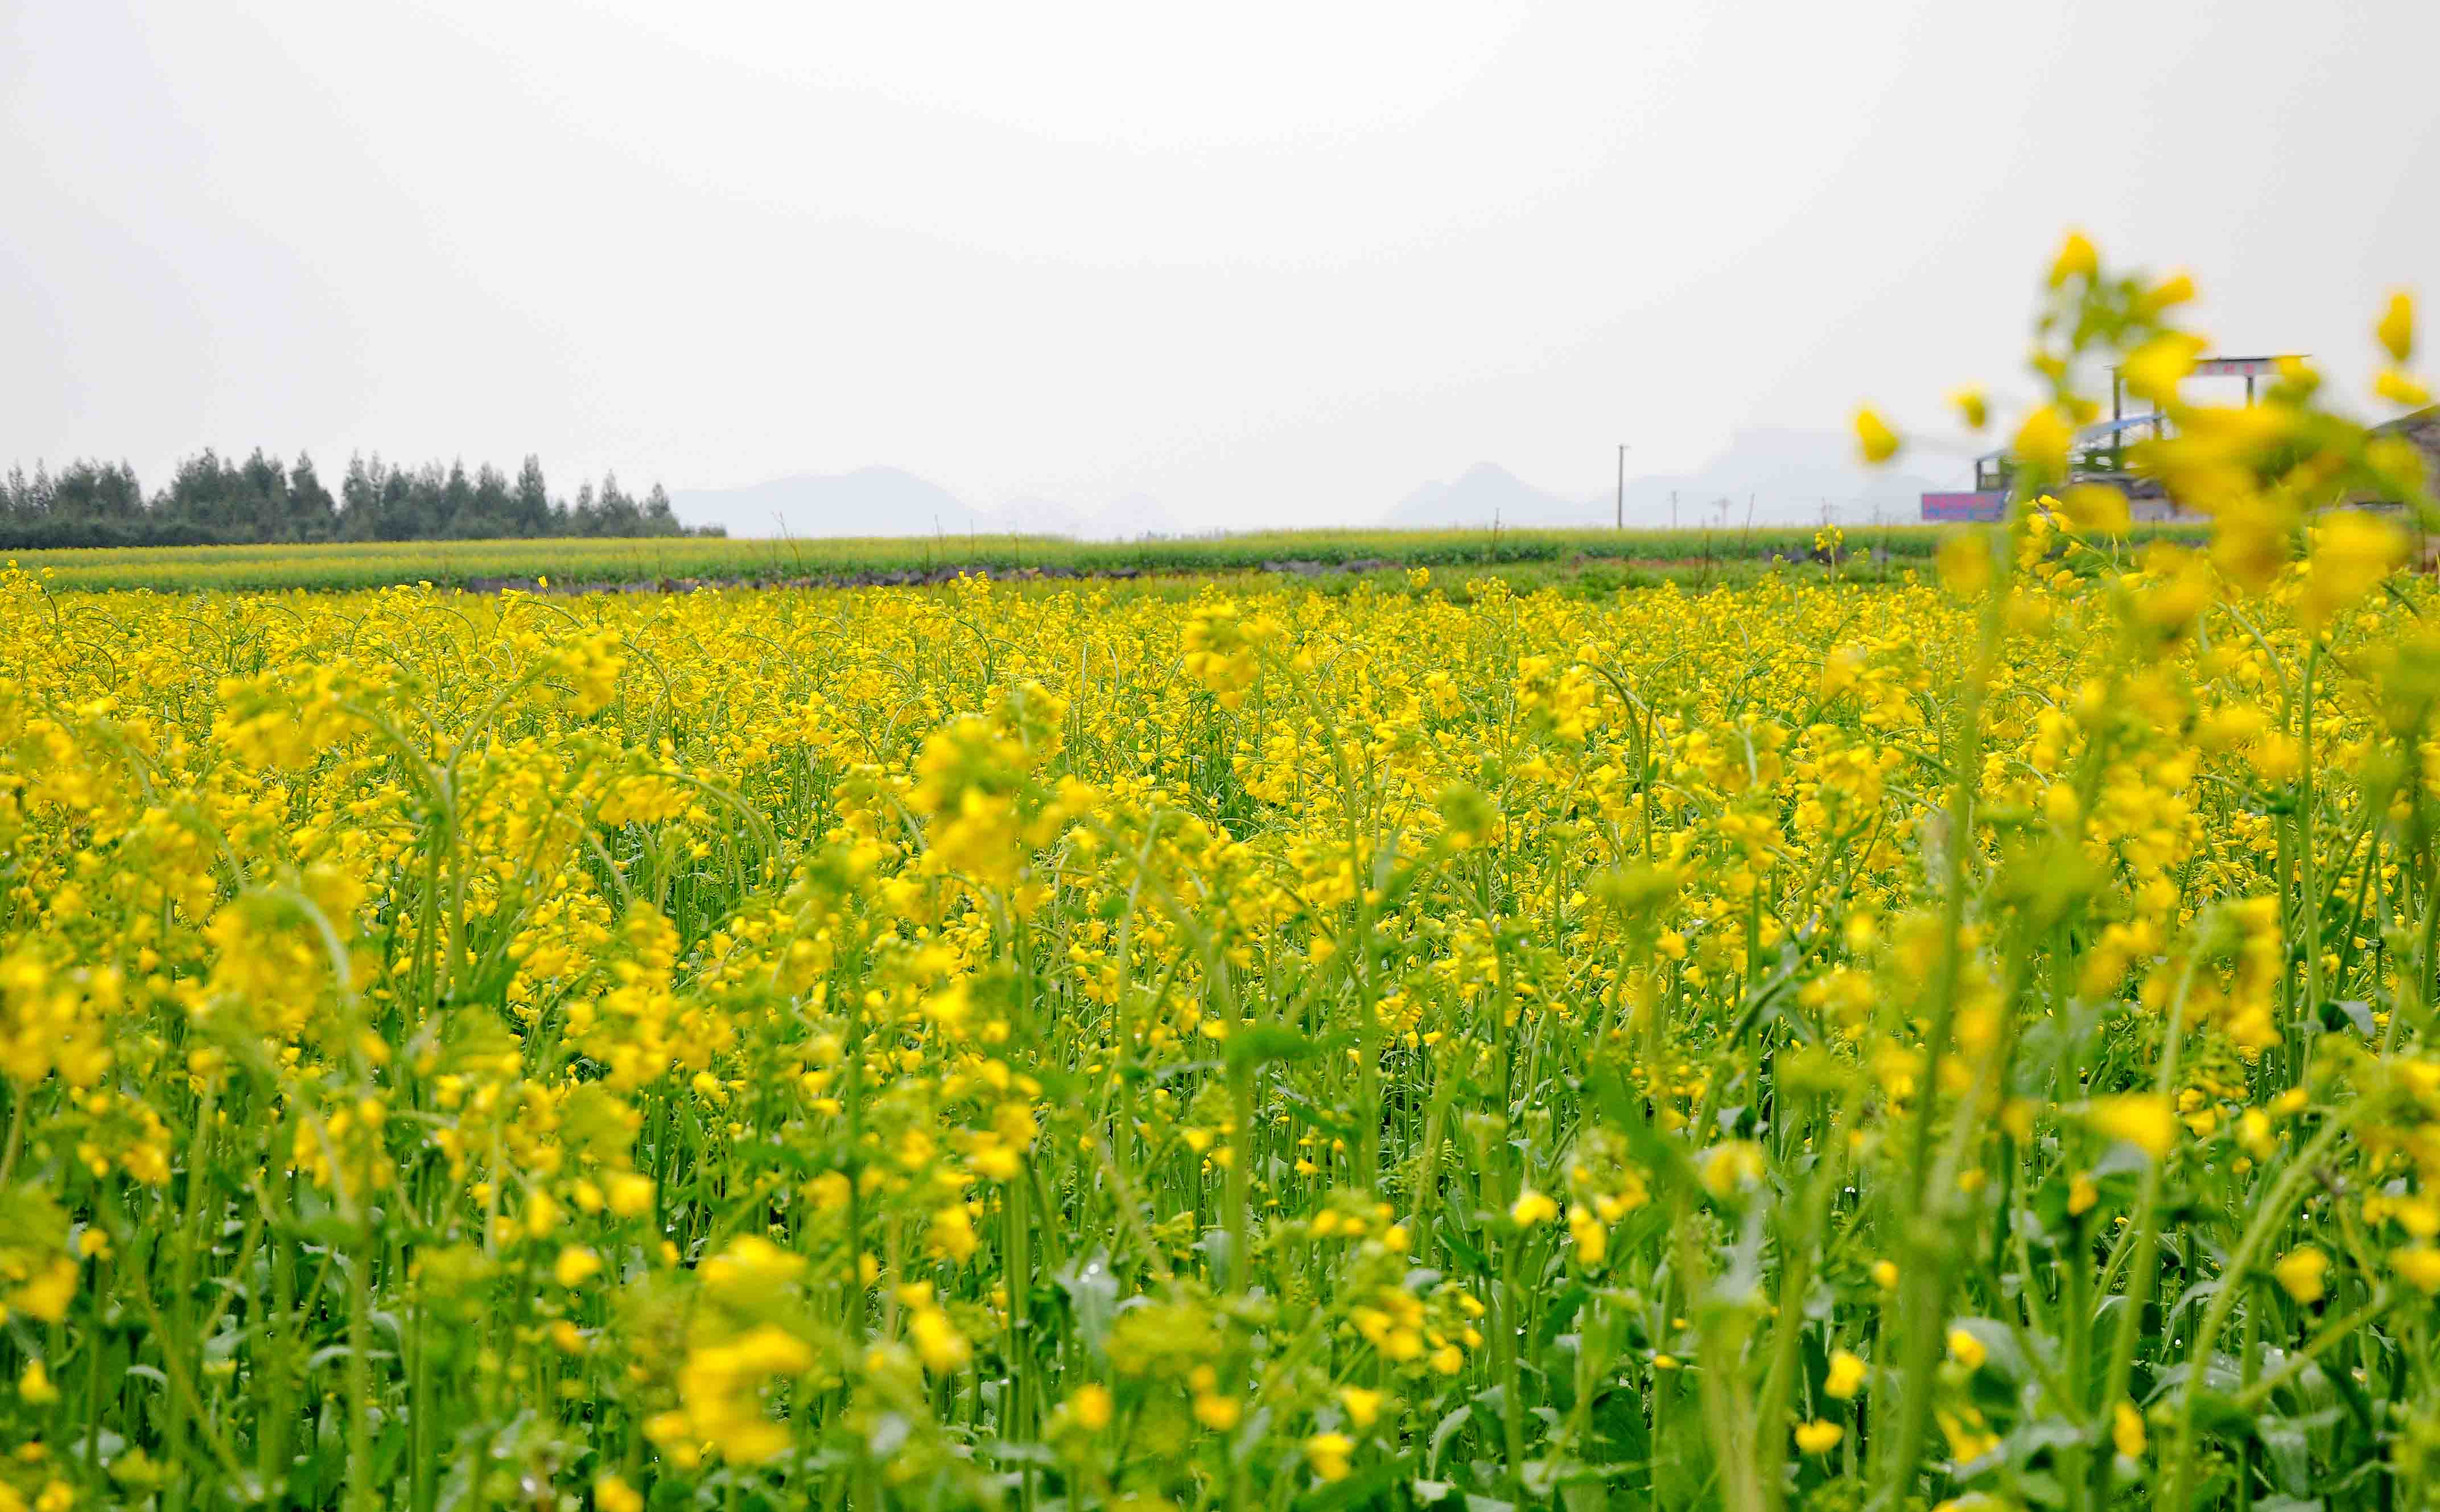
[0,522,2146,593]
[3,511,2435,1509]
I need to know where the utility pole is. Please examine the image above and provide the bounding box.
[1670,490,1679,530]
[1615,443,1629,530]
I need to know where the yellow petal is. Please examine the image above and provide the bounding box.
[2378,291,2414,364]
[1854,406,1901,465]
[2047,230,2099,289]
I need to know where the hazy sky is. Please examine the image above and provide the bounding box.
[6,2,2437,526]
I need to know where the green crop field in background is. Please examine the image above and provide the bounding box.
[5,521,2208,593]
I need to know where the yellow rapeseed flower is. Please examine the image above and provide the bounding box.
[1854,407,1901,465]
[1795,1419,1844,1455]
[2274,1246,2329,1304]
[1306,1432,1355,1482]
[2113,1400,2146,1459]
[1946,1328,1986,1372]
[2393,1247,2440,1296]
[18,1358,58,1406]
[2297,510,2406,631]
[2085,1094,2178,1160]
[2377,291,2414,364]
[554,1245,603,1289]
[1935,533,1993,599]
[2048,229,2099,287]
[2010,405,2072,475]
[1069,1383,1114,1431]
[596,1475,643,1512]
[2057,484,2131,536]
[2375,369,2431,409]
[1510,1188,1559,1226]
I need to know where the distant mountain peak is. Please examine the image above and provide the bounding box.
[1387,429,1952,530]
[1388,461,1602,530]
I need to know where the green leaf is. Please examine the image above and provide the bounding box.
[1295,1465,1398,1511]
[1437,1213,1489,1276]
[1226,1022,1322,1074]
[2185,1388,2260,1447]
[1272,1085,1355,1140]
[1429,1404,1472,1476]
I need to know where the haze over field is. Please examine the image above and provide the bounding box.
[7,3,2438,531]
[673,429,1947,539]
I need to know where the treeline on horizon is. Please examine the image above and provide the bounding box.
[0,450,724,549]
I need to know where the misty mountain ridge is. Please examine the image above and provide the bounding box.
[676,429,1948,541]
[1386,429,1948,530]
[1386,462,1601,530]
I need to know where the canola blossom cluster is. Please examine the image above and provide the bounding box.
[0,250,2437,1512]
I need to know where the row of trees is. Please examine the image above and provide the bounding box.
[0,450,718,548]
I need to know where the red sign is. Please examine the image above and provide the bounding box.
[1921,491,2008,522]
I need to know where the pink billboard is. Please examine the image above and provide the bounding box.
[1920,491,2009,522]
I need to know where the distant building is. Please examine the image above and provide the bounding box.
[1923,356,2298,522]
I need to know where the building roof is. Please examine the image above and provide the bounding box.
[1973,413,2169,466]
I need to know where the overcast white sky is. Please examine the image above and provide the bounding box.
[5,2,2436,526]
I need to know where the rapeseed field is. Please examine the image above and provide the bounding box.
[2,248,2438,1511]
